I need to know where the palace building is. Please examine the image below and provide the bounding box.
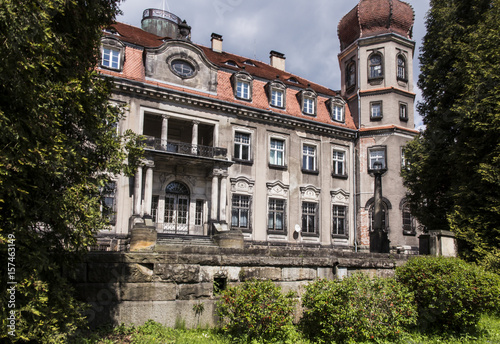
[96,0,420,254]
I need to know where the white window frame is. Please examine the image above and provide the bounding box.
[234,131,251,161]
[271,89,284,108]
[269,138,285,167]
[369,147,387,171]
[231,194,251,230]
[236,80,250,99]
[370,101,383,120]
[303,97,315,115]
[268,198,286,232]
[332,150,346,176]
[369,53,384,80]
[302,144,317,172]
[301,201,318,235]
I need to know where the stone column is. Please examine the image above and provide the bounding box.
[133,166,143,215]
[210,173,219,221]
[143,165,154,217]
[191,121,199,154]
[161,115,169,149]
[219,174,228,222]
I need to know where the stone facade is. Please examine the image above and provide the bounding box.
[76,248,410,328]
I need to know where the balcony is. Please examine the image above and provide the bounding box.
[144,137,228,160]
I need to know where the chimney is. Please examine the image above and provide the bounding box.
[211,33,223,53]
[270,50,286,71]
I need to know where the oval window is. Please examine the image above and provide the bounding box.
[171,59,195,78]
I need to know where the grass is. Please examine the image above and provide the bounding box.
[72,314,500,344]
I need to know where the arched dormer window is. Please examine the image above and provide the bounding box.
[231,71,253,101]
[345,61,356,89]
[328,96,346,123]
[368,52,383,80]
[100,37,125,71]
[297,88,317,116]
[265,79,286,109]
[397,54,407,81]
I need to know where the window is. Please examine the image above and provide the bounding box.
[401,202,415,235]
[302,144,317,172]
[266,80,287,109]
[231,195,250,230]
[268,198,286,232]
[303,97,315,115]
[397,55,407,81]
[370,101,383,120]
[236,81,250,99]
[171,59,195,78]
[102,47,120,69]
[271,89,284,108]
[102,181,117,225]
[301,202,318,234]
[270,138,285,167]
[332,205,347,236]
[346,61,356,88]
[231,72,253,101]
[369,147,387,171]
[332,104,344,122]
[152,195,159,223]
[234,132,251,161]
[298,89,317,116]
[195,200,204,226]
[369,53,383,79]
[332,150,346,176]
[399,102,408,121]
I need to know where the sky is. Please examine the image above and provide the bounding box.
[117,0,430,129]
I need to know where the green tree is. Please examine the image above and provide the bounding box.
[0,0,141,342]
[402,0,500,270]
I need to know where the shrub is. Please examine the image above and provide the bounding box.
[300,274,416,344]
[395,256,500,333]
[215,279,297,343]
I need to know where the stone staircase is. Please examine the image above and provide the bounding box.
[155,234,218,252]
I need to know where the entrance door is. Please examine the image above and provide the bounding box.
[163,182,190,234]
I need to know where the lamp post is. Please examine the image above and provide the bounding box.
[369,161,390,253]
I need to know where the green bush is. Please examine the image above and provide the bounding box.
[395,256,500,333]
[215,279,297,343]
[300,274,416,344]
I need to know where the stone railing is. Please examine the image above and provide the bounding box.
[143,137,227,159]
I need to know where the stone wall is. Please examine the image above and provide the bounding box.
[74,246,410,329]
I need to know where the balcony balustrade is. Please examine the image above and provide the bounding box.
[143,136,227,159]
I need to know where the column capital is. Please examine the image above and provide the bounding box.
[161,114,170,120]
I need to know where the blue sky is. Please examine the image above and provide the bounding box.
[117,0,430,129]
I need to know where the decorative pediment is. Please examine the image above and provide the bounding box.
[266,181,289,197]
[230,176,255,193]
[144,40,219,93]
[330,189,349,203]
[300,185,321,201]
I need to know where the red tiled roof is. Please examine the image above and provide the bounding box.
[103,22,356,130]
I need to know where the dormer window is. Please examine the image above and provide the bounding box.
[171,59,195,78]
[328,97,346,123]
[298,89,317,116]
[397,54,407,81]
[287,77,299,84]
[265,80,286,109]
[231,72,253,101]
[100,38,125,71]
[244,60,256,67]
[225,60,239,68]
[368,53,383,80]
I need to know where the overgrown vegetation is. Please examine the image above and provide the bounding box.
[395,256,500,333]
[301,274,417,344]
[215,279,299,343]
[0,0,142,342]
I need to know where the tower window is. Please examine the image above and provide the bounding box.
[397,55,407,81]
[399,102,408,121]
[346,61,356,88]
[370,101,383,120]
[369,53,383,80]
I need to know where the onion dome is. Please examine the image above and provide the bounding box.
[338,0,414,50]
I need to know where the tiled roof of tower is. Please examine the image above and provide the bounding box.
[101,22,357,130]
[337,0,414,50]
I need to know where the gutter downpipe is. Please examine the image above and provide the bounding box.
[354,44,361,252]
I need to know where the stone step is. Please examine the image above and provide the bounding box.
[156,234,217,247]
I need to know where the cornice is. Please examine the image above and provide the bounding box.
[109,76,358,140]
[359,125,419,137]
[359,87,416,99]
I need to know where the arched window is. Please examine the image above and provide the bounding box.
[345,61,356,88]
[365,197,392,232]
[369,53,383,79]
[164,181,190,234]
[400,200,416,235]
[397,54,407,81]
